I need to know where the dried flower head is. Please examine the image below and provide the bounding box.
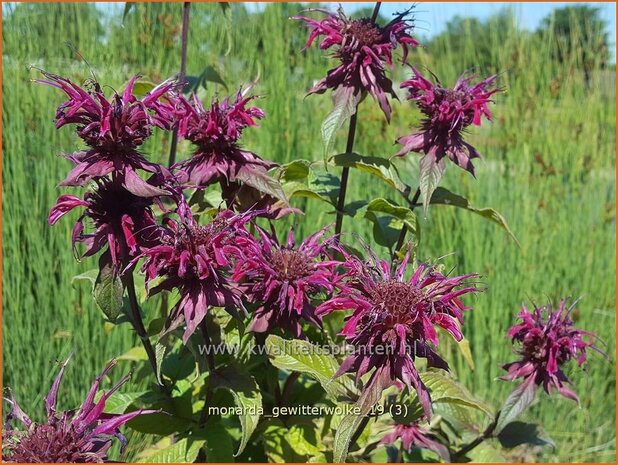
[48,177,161,270]
[381,422,450,461]
[501,300,599,402]
[294,7,418,120]
[141,210,256,343]
[317,250,480,419]
[2,357,153,463]
[396,67,500,177]
[37,72,181,196]
[233,227,342,337]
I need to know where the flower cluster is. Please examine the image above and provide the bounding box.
[501,300,598,402]
[381,422,450,461]
[233,226,342,337]
[2,358,152,463]
[318,250,480,419]
[396,68,501,176]
[295,7,418,120]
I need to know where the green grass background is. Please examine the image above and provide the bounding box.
[2,2,615,462]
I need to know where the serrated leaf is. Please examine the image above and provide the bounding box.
[321,87,360,161]
[265,335,354,399]
[155,343,166,385]
[420,371,493,417]
[199,419,235,462]
[430,187,519,244]
[419,155,445,216]
[495,376,538,433]
[93,255,124,322]
[236,165,287,202]
[136,437,205,463]
[332,152,405,191]
[102,391,146,414]
[212,366,262,456]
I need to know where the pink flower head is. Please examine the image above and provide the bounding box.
[37,71,182,196]
[294,7,418,121]
[2,357,154,463]
[317,249,480,419]
[174,88,276,197]
[501,300,599,402]
[141,209,257,343]
[396,68,500,176]
[48,177,161,271]
[381,422,450,461]
[232,226,342,337]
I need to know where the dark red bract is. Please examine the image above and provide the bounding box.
[396,68,500,176]
[2,358,153,463]
[294,7,418,121]
[381,422,450,461]
[317,250,480,419]
[232,226,342,337]
[502,300,598,402]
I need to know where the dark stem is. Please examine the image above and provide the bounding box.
[334,112,358,237]
[123,272,169,393]
[452,410,501,460]
[279,372,300,407]
[199,320,217,426]
[167,1,191,167]
[394,187,421,253]
[370,2,382,22]
[349,416,371,449]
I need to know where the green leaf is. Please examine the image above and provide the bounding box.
[430,187,519,244]
[419,155,445,215]
[102,391,146,414]
[333,376,383,462]
[162,350,195,381]
[200,65,227,89]
[420,371,493,417]
[495,376,538,433]
[154,343,166,385]
[497,421,555,449]
[212,366,263,456]
[280,159,312,182]
[71,269,98,288]
[93,256,124,322]
[131,80,156,98]
[457,337,475,371]
[236,166,287,202]
[263,421,322,462]
[331,152,405,191]
[465,441,507,462]
[199,418,235,462]
[265,335,354,399]
[136,437,205,463]
[321,87,360,161]
[354,198,419,249]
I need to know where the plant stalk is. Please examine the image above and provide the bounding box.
[167,1,191,167]
[199,320,217,426]
[394,187,421,253]
[452,410,501,460]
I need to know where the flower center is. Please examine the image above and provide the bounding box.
[370,280,424,322]
[344,19,383,47]
[178,219,227,251]
[270,249,313,281]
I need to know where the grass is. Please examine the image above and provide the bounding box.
[2,2,615,462]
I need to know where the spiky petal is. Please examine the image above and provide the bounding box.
[381,422,450,461]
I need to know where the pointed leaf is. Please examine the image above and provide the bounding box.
[136,437,205,463]
[321,87,360,161]
[495,376,538,434]
[419,155,445,216]
[236,166,287,202]
[93,256,124,322]
[332,152,405,191]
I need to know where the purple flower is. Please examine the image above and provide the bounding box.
[48,177,160,271]
[396,68,500,176]
[501,300,598,402]
[232,227,342,337]
[381,422,450,461]
[317,250,480,419]
[174,89,276,199]
[2,357,153,463]
[141,210,256,343]
[294,7,418,121]
[37,72,181,196]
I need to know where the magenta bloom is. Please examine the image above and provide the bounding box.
[2,357,153,463]
[381,423,450,461]
[141,210,256,343]
[232,227,342,337]
[174,89,276,199]
[294,7,418,121]
[317,250,479,419]
[396,68,500,176]
[48,178,160,270]
[501,300,598,402]
[38,72,181,196]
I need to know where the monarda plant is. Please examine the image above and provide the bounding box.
[5,3,603,463]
